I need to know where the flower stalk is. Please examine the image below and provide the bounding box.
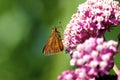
[113,64,119,75]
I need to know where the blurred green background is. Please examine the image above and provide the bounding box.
[0,0,120,80]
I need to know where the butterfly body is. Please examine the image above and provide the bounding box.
[43,27,64,55]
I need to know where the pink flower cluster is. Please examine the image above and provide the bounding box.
[58,38,118,80]
[58,0,120,80]
[71,38,118,78]
[58,70,76,80]
[62,0,120,53]
[58,69,96,80]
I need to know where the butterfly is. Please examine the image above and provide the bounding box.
[43,27,64,55]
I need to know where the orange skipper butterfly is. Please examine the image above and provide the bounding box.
[43,26,64,55]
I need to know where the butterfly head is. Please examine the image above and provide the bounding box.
[52,26,57,33]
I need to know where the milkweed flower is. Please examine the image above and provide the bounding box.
[57,69,96,80]
[58,0,120,80]
[70,37,118,78]
[58,70,76,80]
[62,0,120,53]
[58,37,118,80]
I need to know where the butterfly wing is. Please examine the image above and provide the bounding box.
[43,30,63,55]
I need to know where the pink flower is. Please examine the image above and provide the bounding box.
[69,37,118,79]
[117,70,120,80]
[59,37,118,80]
[58,70,76,80]
[63,0,120,53]
[58,0,120,80]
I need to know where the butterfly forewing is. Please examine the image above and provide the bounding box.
[43,27,64,55]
